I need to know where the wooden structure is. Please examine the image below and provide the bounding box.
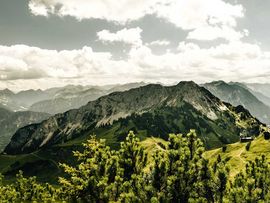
[240,131,254,142]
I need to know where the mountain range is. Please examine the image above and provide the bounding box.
[29,82,147,114]
[0,82,147,114]
[203,81,270,124]
[0,108,50,151]
[0,81,269,183]
[241,83,270,108]
[4,81,263,154]
[0,82,147,152]
[1,80,269,154]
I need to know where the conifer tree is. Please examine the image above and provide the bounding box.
[112,131,148,202]
[59,136,113,202]
[212,159,229,203]
[229,155,270,202]
[149,130,215,202]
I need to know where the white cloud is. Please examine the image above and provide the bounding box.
[127,41,270,83]
[2,40,270,91]
[146,40,170,46]
[28,1,49,16]
[187,25,247,41]
[28,0,245,42]
[28,0,158,22]
[29,0,245,41]
[154,0,243,29]
[28,0,243,27]
[97,27,142,46]
[0,45,123,81]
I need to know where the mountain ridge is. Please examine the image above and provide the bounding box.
[203,81,270,124]
[0,82,148,114]
[4,81,263,154]
[0,108,50,151]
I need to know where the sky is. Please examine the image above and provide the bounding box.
[0,0,270,91]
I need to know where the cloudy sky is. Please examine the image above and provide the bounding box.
[0,0,270,91]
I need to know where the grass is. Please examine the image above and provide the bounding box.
[204,135,270,178]
[0,152,60,184]
[140,137,168,172]
[141,137,167,157]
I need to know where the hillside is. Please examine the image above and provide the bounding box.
[203,81,270,124]
[245,83,270,98]
[204,132,270,178]
[232,82,270,108]
[4,81,263,155]
[0,108,50,152]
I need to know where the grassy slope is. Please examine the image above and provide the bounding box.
[140,137,168,171]
[0,151,61,184]
[141,134,270,179]
[0,123,150,184]
[204,135,270,178]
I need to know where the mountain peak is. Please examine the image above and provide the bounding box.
[176,81,197,86]
[0,88,14,95]
[206,80,227,86]
[203,80,270,124]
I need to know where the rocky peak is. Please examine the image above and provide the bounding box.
[0,88,14,96]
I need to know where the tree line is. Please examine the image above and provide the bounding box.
[0,130,270,202]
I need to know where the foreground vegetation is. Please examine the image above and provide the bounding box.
[1,131,270,202]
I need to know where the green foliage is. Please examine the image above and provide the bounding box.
[1,130,270,202]
[228,155,270,202]
[58,135,113,202]
[149,130,214,202]
[0,171,57,202]
[58,130,226,202]
[212,157,230,203]
[59,132,148,202]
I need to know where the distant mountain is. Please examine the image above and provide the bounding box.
[203,81,270,124]
[245,83,270,97]
[239,83,270,108]
[249,91,270,108]
[0,88,50,111]
[106,82,147,93]
[15,89,51,108]
[0,89,24,111]
[29,88,107,114]
[29,82,148,114]
[4,81,262,155]
[226,82,270,108]
[0,108,50,151]
[0,83,148,114]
